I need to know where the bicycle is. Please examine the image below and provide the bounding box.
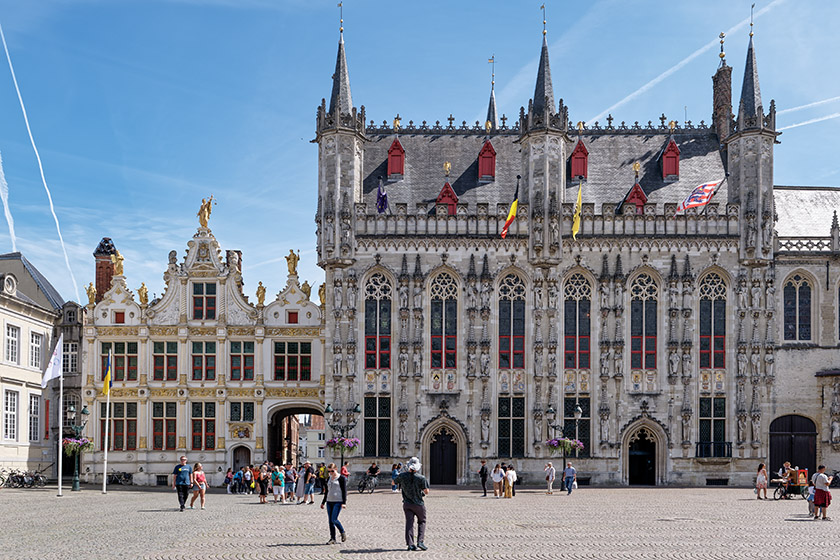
[829,470,840,488]
[107,471,133,485]
[357,474,378,494]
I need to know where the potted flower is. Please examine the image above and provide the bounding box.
[545,437,585,455]
[325,437,361,456]
[62,437,95,456]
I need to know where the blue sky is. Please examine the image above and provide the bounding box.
[0,0,837,304]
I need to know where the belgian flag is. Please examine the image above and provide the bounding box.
[500,177,520,239]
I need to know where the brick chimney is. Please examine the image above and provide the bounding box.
[93,237,117,303]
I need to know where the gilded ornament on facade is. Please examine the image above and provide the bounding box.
[217,437,225,449]
[318,282,326,306]
[263,387,320,398]
[150,327,178,336]
[138,437,147,449]
[85,282,96,305]
[188,327,216,336]
[150,388,180,398]
[197,195,215,227]
[285,250,300,275]
[265,327,320,337]
[178,437,187,449]
[111,250,125,275]
[227,326,256,336]
[256,281,266,306]
[138,283,148,305]
[255,437,264,450]
[189,388,215,397]
[97,326,140,336]
[301,280,311,300]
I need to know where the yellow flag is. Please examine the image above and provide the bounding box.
[102,350,112,396]
[572,183,583,240]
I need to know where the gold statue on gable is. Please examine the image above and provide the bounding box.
[318,282,326,306]
[85,282,96,305]
[138,283,148,305]
[301,280,312,300]
[256,281,266,306]
[111,251,124,276]
[285,249,300,275]
[198,195,215,228]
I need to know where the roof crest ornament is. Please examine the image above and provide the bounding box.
[719,31,726,66]
[541,3,547,36]
[338,1,344,35]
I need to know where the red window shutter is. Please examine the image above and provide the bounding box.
[436,182,459,216]
[387,139,405,177]
[478,140,496,179]
[570,139,588,179]
[661,139,680,178]
[625,183,648,215]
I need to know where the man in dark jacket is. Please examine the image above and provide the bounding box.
[397,457,430,551]
[478,460,489,497]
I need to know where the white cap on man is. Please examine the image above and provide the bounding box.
[407,457,422,472]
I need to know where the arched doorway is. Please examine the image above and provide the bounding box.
[267,405,325,467]
[232,446,251,471]
[769,415,817,476]
[429,427,457,485]
[628,428,656,485]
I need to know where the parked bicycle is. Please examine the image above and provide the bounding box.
[357,474,378,494]
[107,471,133,485]
[830,470,840,488]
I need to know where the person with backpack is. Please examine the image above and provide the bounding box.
[223,468,233,494]
[243,465,253,494]
[232,468,243,494]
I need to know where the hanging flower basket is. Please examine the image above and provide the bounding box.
[545,437,584,455]
[62,437,95,456]
[325,437,361,456]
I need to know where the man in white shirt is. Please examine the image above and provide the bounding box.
[811,464,833,520]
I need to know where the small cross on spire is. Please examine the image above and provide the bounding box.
[447,114,455,128]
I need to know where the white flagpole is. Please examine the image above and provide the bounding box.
[57,367,63,497]
[102,349,111,494]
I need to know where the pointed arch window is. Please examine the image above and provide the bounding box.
[570,139,589,180]
[661,139,680,179]
[478,140,496,181]
[564,274,592,369]
[699,273,726,369]
[783,274,811,341]
[630,274,658,370]
[364,273,392,370]
[430,273,458,368]
[498,274,526,369]
[387,138,405,178]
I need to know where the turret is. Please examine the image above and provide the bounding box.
[711,32,732,143]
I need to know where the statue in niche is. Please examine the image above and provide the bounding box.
[746,215,757,248]
[467,282,478,309]
[346,282,356,307]
[614,283,624,307]
[750,351,761,377]
[765,282,775,311]
[762,217,773,254]
[764,352,774,379]
[614,351,623,377]
[399,350,408,376]
[599,283,610,309]
[738,415,747,442]
[681,415,691,442]
[750,280,761,309]
[737,349,748,377]
[534,350,543,375]
[413,284,422,309]
[481,413,490,442]
[399,419,407,443]
[547,283,558,309]
[669,351,680,377]
[324,219,334,246]
[480,350,490,376]
[831,418,840,443]
[751,415,761,442]
[333,352,343,376]
[334,283,343,309]
[681,352,692,376]
[550,218,559,246]
[737,278,748,310]
[399,284,409,309]
[669,284,679,310]
[480,282,491,308]
[548,352,557,377]
[467,352,476,376]
[600,415,609,442]
[534,283,544,307]
[412,350,421,374]
[346,352,356,376]
[341,217,351,244]
[600,350,610,377]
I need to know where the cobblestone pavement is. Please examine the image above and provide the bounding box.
[0,484,833,559]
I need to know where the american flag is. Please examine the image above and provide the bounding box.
[675,180,722,215]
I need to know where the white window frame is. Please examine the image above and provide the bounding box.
[6,324,19,364]
[4,390,18,440]
[29,394,40,442]
[29,332,43,369]
[63,342,79,374]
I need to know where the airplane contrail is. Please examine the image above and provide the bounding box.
[778,112,840,131]
[0,20,80,303]
[0,153,17,252]
[777,96,840,115]
[588,0,788,124]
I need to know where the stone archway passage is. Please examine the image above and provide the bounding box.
[769,415,817,477]
[429,427,457,485]
[628,427,657,485]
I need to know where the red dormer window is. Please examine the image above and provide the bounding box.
[478,140,496,181]
[570,139,588,179]
[661,139,680,179]
[625,183,648,215]
[437,182,459,216]
[388,138,405,178]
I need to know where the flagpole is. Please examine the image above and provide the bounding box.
[57,367,63,497]
[102,349,111,494]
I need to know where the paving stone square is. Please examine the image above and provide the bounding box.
[0,484,833,559]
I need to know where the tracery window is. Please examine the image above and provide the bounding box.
[630,274,658,370]
[783,274,811,341]
[699,273,726,369]
[498,396,525,458]
[430,273,458,369]
[364,273,392,370]
[564,274,592,369]
[498,274,526,369]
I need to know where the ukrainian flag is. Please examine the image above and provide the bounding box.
[102,350,112,396]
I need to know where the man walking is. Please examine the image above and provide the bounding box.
[478,460,489,497]
[397,457,430,551]
[302,460,316,505]
[172,455,193,511]
[564,461,577,495]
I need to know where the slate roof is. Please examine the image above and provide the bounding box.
[0,252,64,310]
[773,186,840,237]
[360,130,727,213]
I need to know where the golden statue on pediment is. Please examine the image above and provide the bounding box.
[301,280,312,300]
[85,282,96,305]
[138,283,148,305]
[111,251,124,276]
[256,281,266,306]
[285,249,300,275]
[198,195,215,228]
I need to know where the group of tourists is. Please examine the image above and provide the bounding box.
[221,460,353,504]
[755,461,833,520]
[477,459,577,498]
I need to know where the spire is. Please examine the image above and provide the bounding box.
[328,33,353,114]
[532,35,555,116]
[737,33,762,124]
[486,88,498,131]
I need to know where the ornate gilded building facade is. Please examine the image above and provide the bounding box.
[81,222,324,485]
[314,28,840,486]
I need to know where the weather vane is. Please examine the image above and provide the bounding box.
[393,114,401,131]
[338,2,344,34]
[750,3,755,37]
[540,3,547,35]
[488,55,495,90]
[719,32,726,61]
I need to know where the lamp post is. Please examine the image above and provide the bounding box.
[324,402,361,470]
[545,403,582,491]
[67,404,90,492]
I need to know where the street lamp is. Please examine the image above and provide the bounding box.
[545,403,583,491]
[324,402,361,469]
[67,404,90,492]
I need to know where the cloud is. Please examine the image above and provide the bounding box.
[777,96,840,115]
[778,112,840,131]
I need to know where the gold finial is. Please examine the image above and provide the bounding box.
[719,32,726,60]
[632,161,641,180]
[485,120,492,134]
[393,114,401,131]
[338,1,344,34]
[488,55,495,89]
[669,120,677,133]
[541,3,546,35]
[749,3,755,37]
[576,121,584,134]
[443,161,452,177]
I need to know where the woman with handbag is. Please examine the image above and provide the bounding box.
[320,463,347,544]
[544,462,556,495]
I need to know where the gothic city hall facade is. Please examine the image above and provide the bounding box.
[82,30,840,486]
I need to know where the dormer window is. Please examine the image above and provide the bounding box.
[478,140,496,181]
[624,183,648,215]
[570,139,588,179]
[387,139,405,179]
[436,182,459,216]
[661,139,680,179]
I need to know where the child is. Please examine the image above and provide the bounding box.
[807,483,816,516]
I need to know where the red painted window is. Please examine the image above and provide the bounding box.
[624,183,648,215]
[191,341,216,381]
[661,139,680,178]
[153,341,178,381]
[230,341,254,380]
[570,139,589,179]
[387,139,405,177]
[630,275,658,370]
[114,311,125,324]
[287,311,299,324]
[99,402,136,451]
[152,402,177,450]
[478,140,496,179]
[191,402,215,451]
[192,283,216,320]
[274,341,312,381]
[101,341,138,381]
[436,182,459,216]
